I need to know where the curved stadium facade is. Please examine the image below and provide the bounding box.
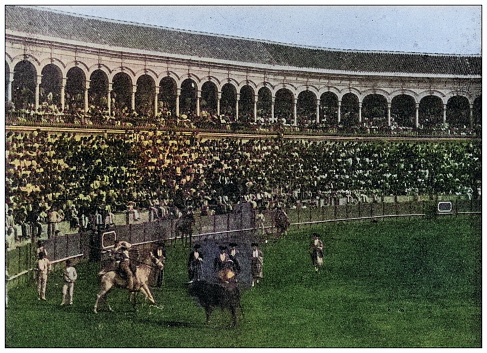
[5,5,482,131]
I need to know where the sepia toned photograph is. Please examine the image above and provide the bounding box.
[4,3,481,348]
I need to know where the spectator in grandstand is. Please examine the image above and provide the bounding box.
[187,243,203,283]
[47,206,63,238]
[60,259,78,306]
[36,240,48,258]
[68,205,79,231]
[251,243,263,287]
[36,252,51,301]
[6,209,16,241]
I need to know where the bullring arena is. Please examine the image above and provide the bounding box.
[5,6,481,348]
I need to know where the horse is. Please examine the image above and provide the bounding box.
[175,214,195,247]
[188,275,243,328]
[93,253,163,313]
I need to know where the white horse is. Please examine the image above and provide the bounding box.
[94,254,163,313]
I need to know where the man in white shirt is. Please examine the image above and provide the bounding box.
[37,252,51,300]
[61,259,78,305]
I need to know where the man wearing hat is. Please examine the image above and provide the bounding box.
[310,233,324,272]
[228,242,241,275]
[251,243,263,287]
[187,244,203,282]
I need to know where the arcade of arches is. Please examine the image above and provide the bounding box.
[6,59,482,129]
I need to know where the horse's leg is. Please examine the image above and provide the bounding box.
[94,283,111,313]
[140,284,156,305]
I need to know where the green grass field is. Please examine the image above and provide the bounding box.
[6,216,481,347]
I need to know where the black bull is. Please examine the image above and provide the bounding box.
[188,280,243,327]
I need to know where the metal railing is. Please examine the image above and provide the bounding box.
[6,198,481,287]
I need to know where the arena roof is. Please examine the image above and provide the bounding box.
[6,6,482,76]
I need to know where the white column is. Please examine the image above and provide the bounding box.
[108,83,112,116]
[253,95,258,122]
[154,86,160,118]
[131,85,136,112]
[316,99,320,123]
[469,103,474,128]
[358,101,362,123]
[415,103,419,128]
[217,91,221,116]
[35,75,42,111]
[7,71,14,103]
[387,102,391,126]
[235,93,240,121]
[196,90,201,117]
[443,103,447,124]
[271,97,275,121]
[60,77,66,112]
[176,88,181,117]
[84,80,90,113]
[293,98,298,126]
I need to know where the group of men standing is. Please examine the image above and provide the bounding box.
[187,241,264,287]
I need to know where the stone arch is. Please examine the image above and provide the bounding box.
[39,58,67,75]
[221,83,237,120]
[239,85,255,122]
[134,69,159,86]
[418,90,447,104]
[391,94,416,128]
[362,93,388,125]
[390,89,419,103]
[12,59,37,109]
[65,66,86,113]
[204,75,222,87]
[109,67,136,83]
[318,86,341,98]
[135,74,156,116]
[297,90,317,126]
[201,80,218,115]
[238,79,258,92]
[360,88,391,103]
[65,60,90,76]
[419,95,444,128]
[180,78,198,116]
[11,55,41,73]
[257,86,272,121]
[297,85,319,97]
[339,87,361,101]
[272,83,297,97]
[159,76,178,117]
[320,91,339,125]
[341,92,359,127]
[275,88,294,124]
[89,69,109,110]
[446,95,470,128]
[112,71,134,113]
[40,63,63,107]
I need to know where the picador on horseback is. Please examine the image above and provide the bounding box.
[111,240,136,291]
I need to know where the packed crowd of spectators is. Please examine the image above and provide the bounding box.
[6,102,479,137]
[6,128,481,242]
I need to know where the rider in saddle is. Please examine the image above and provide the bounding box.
[112,240,136,291]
